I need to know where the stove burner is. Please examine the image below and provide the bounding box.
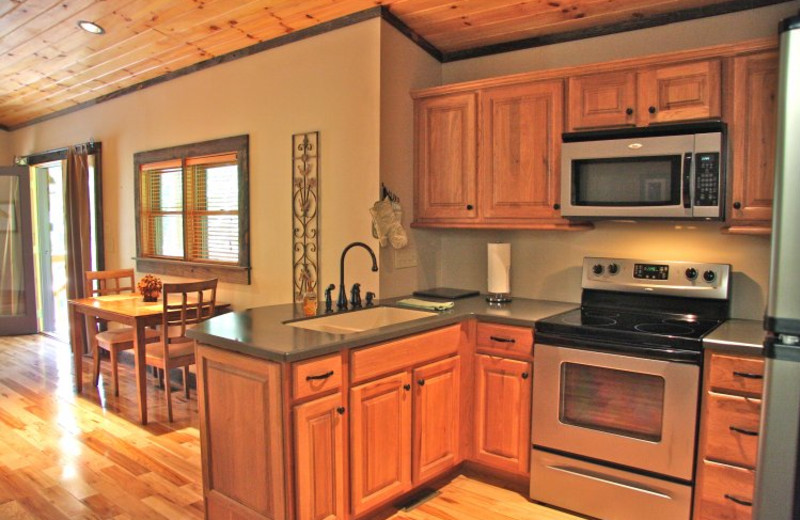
[634,322,694,336]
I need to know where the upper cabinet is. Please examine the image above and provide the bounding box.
[414,80,582,229]
[414,93,478,222]
[480,80,564,221]
[567,59,721,131]
[726,51,779,234]
[412,38,776,233]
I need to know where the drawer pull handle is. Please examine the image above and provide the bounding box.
[724,494,753,507]
[729,425,759,436]
[490,335,516,343]
[306,370,334,381]
[733,371,763,379]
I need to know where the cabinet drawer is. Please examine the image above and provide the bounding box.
[292,354,343,400]
[351,325,461,384]
[476,322,533,356]
[696,460,755,520]
[708,353,764,397]
[704,392,761,469]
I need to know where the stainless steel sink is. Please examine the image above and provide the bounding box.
[285,306,436,334]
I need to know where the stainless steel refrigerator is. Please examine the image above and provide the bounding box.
[754,11,800,520]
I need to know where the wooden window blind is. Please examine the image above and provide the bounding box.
[134,135,250,283]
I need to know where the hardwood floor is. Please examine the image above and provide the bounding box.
[0,334,582,520]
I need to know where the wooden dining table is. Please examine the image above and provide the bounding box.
[68,294,228,425]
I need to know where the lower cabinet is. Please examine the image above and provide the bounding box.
[196,344,287,520]
[350,371,413,516]
[294,393,347,520]
[473,354,532,475]
[694,351,764,520]
[349,355,461,516]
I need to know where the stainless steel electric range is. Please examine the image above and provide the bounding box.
[531,256,731,520]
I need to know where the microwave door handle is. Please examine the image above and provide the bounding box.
[683,152,693,209]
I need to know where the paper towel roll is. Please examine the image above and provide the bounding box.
[487,243,511,294]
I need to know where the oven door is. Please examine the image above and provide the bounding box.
[532,343,700,480]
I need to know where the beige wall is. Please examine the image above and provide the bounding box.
[378,21,442,298]
[421,3,799,320]
[0,131,10,165]
[9,19,384,310]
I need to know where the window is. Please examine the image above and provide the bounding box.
[134,136,250,284]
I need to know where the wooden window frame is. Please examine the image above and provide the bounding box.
[134,135,250,284]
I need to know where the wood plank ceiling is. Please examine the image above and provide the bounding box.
[0,0,780,129]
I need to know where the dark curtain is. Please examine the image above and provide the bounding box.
[64,144,93,301]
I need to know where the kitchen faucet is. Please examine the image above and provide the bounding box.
[338,242,378,310]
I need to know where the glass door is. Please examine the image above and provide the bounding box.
[0,166,37,335]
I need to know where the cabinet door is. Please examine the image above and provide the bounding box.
[480,80,564,220]
[415,93,478,221]
[567,70,636,130]
[729,51,779,227]
[473,354,532,475]
[196,345,286,520]
[294,393,346,520]
[412,356,461,484]
[350,372,412,516]
[637,59,721,125]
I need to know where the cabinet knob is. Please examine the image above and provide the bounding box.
[553,203,561,210]
[521,372,529,380]
[417,379,425,386]
[648,106,656,114]
[403,384,411,391]
[466,204,474,210]
[625,107,634,115]
[733,201,742,210]
[336,406,346,415]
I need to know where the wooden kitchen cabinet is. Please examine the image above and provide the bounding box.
[480,80,564,221]
[567,59,721,130]
[412,356,461,483]
[196,344,286,520]
[473,354,532,475]
[294,393,346,520]
[414,92,478,222]
[727,51,779,234]
[350,371,412,516]
[694,351,765,520]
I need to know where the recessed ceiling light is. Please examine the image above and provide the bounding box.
[77,20,105,35]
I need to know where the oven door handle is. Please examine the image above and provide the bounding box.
[546,464,673,500]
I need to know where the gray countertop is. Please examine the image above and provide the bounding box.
[703,318,765,357]
[186,295,578,363]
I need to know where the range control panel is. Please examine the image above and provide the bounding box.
[583,257,731,300]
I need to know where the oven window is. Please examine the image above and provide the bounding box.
[560,363,665,442]
[572,156,682,206]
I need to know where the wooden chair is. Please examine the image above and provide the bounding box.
[146,279,217,422]
[85,269,159,396]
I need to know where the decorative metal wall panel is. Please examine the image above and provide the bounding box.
[292,132,319,303]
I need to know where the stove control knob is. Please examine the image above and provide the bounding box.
[703,270,716,283]
[608,263,619,275]
[686,268,698,280]
[592,264,604,275]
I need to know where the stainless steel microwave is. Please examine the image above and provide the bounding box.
[560,122,726,220]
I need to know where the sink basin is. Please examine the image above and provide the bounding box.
[285,306,437,334]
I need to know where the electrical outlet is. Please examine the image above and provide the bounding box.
[394,246,418,269]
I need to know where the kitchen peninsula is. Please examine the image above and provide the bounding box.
[186,296,576,520]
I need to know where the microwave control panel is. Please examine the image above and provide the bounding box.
[694,152,720,207]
